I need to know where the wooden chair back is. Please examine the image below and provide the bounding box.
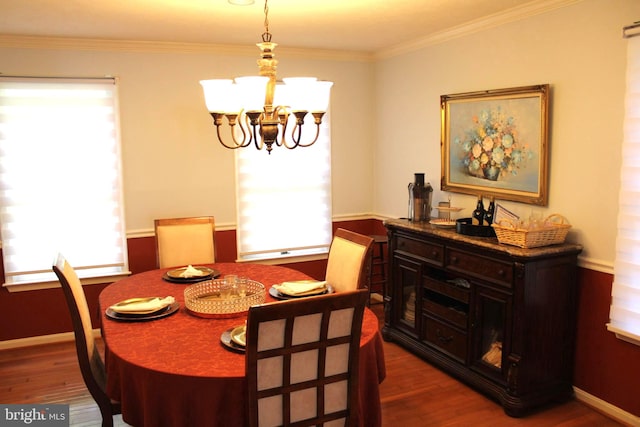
[154,216,216,268]
[245,289,368,427]
[52,253,121,427]
[325,228,374,293]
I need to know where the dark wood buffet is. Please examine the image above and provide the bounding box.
[382,218,583,417]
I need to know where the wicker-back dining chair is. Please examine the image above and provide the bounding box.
[245,289,369,427]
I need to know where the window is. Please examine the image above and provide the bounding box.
[235,112,333,262]
[0,77,129,290]
[608,33,640,345]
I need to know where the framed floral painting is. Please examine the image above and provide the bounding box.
[440,84,550,205]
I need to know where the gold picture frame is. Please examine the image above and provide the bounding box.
[441,84,550,206]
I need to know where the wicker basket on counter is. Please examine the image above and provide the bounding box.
[491,214,571,248]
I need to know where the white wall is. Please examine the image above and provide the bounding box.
[374,0,639,268]
[0,43,374,232]
[2,0,636,268]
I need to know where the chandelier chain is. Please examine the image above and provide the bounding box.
[262,0,271,42]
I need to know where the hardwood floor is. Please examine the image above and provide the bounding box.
[368,302,623,427]
[0,303,623,426]
[379,336,621,426]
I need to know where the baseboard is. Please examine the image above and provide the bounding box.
[574,387,640,426]
[0,329,101,351]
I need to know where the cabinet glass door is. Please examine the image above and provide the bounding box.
[472,285,511,380]
[393,255,421,334]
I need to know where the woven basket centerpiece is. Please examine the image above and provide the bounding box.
[184,279,266,318]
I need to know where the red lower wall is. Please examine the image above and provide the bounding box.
[573,268,640,416]
[0,219,385,341]
[0,218,637,418]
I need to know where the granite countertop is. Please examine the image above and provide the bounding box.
[384,218,583,259]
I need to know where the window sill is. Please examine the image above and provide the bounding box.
[607,323,640,347]
[236,252,328,265]
[3,272,131,293]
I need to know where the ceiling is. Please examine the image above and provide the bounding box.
[0,0,572,53]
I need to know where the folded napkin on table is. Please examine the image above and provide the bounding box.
[110,296,175,314]
[273,280,328,296]
[180,265,205,278]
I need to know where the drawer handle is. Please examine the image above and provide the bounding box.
[431,250,438,258]
[450,256,458,264]
[436,329,453,343]
[498,269,505,276]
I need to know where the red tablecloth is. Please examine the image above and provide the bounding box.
[99,263,386,427]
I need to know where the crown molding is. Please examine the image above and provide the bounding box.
[376,0,583,60]
[0,34,373,63]
[0,0,580,63]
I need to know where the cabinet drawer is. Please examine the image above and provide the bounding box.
[446,249,513,288]
[423,277,469,304]
[423,316,467,362]
[423,299,467,329]
[396,236,444,266]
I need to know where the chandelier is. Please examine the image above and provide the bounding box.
[200,0,333,154]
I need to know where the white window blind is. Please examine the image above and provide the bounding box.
[608,35,640,345]
[235,113,333,262]
[0,77,129,287]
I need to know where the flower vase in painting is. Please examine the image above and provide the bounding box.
[456,107,532,182]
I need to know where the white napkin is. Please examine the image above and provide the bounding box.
[180,265,205,278]
[273,280,327,296]
[110,296,175,314]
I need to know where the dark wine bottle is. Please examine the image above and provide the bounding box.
[485,196,496,225]
[472,195,485,226]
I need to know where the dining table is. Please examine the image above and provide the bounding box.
[98,262,386,427]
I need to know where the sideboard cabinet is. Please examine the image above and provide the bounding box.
[382,219,583,417]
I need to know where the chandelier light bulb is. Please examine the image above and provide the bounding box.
[234,76,270,112]
[200,79,236,113]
